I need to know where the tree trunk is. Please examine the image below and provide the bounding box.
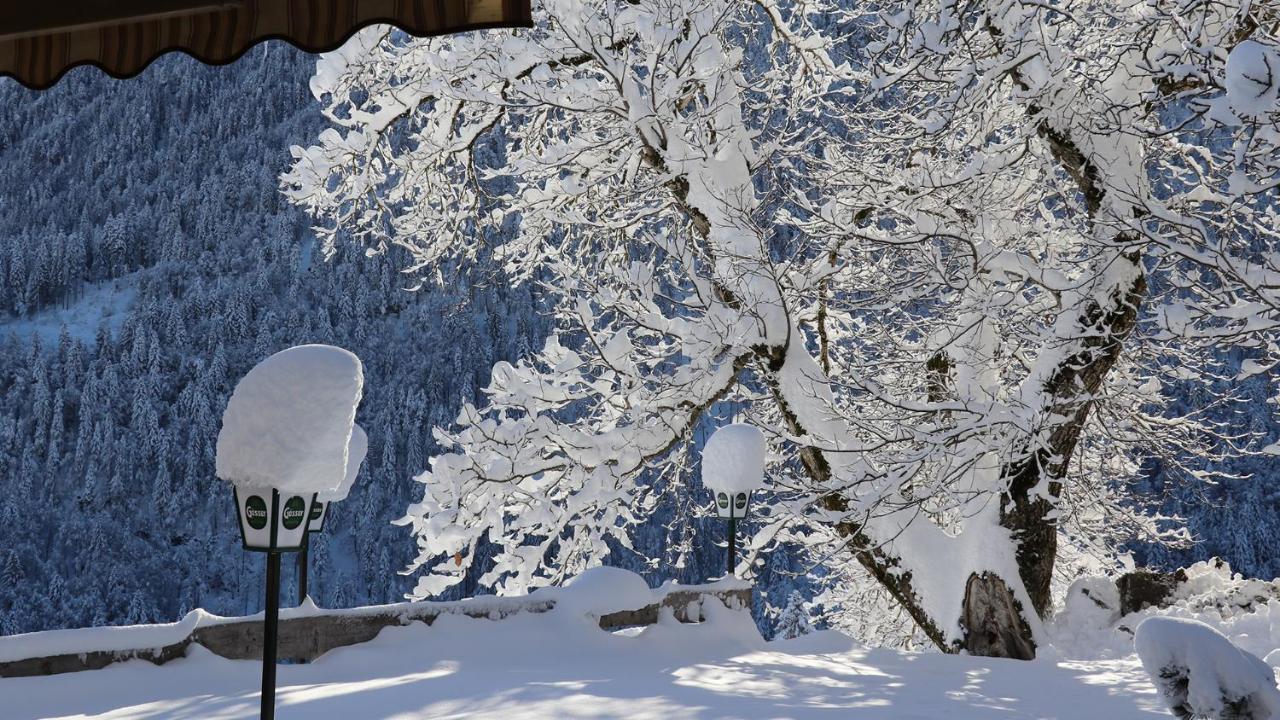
[961,573,1036,660]
[998,263,1147,619]
[762,120,1146,658]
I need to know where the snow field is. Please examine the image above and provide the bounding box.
[0,597,1171,719]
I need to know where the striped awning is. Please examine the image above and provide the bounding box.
[0,1,532,90]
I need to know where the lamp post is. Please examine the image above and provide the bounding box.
[701,423,766,578]
[232,486,316,719]
[217,344,365,720]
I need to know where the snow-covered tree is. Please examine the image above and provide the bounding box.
[774,590,812,640]
[285,0,1280,658]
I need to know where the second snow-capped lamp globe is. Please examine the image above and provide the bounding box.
[701,423,767,577]
[306,424,367,535]
[297,423,367,604]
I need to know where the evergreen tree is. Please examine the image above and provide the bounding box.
[1,550,23,588]
[125,590,151,625]
[775,591,812,641]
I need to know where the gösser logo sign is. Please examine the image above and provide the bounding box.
[282,496,307,530]
[245,495,269,530]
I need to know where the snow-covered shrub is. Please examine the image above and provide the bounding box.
[774,591,812,640]
[1136,616,1280,720]
[1049,576,1123,653]
[1049,562,1280,662]
[1168,561,1280,618]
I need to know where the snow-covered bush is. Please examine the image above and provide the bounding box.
[774,591,812,640]
[1135,616,1280,720]
[1048,575,1124,655]
[1050,561,1280,662]
[1168,561,1280,618]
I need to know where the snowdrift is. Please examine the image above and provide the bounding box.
[0,595,1171,720]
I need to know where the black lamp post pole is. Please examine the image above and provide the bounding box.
[261,551,281,720]
[297,533,309,604]
[726,516,737,577]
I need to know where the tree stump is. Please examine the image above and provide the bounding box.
[961,572,1036,660]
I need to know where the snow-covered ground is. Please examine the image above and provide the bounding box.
[0,275,136,344]
[0,602,1166,719]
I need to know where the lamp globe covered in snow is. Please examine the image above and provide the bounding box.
[701,423,767,577]
[306,424,367,535]
[217,345,364,551]
[232,487,314,553]
[215,344,364,720]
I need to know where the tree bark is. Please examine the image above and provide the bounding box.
[950,22,1153,652]
[961,573,1036,660]
[998,262,1147,618]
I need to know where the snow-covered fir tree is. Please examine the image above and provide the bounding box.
[774,591,812,640]
[0,46,549,633]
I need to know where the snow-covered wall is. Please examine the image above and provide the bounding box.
[0,577,751,678]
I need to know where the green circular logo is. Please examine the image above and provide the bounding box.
[245,495,268,530]
[717,492,729,509]
[282,496,307,530]
[309,500,324,522]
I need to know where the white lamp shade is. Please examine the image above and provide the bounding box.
[234,486,315,552]
[701,423,767,494]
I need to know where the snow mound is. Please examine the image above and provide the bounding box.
[556,566,654,618]
[701,423,767,493]
[216,344,364,494]
[1047,561,1280,662]
[1225,41,1279,119]
[1135,616,1280,720]
[1046,576,1122,655]
[319,423,367,502]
